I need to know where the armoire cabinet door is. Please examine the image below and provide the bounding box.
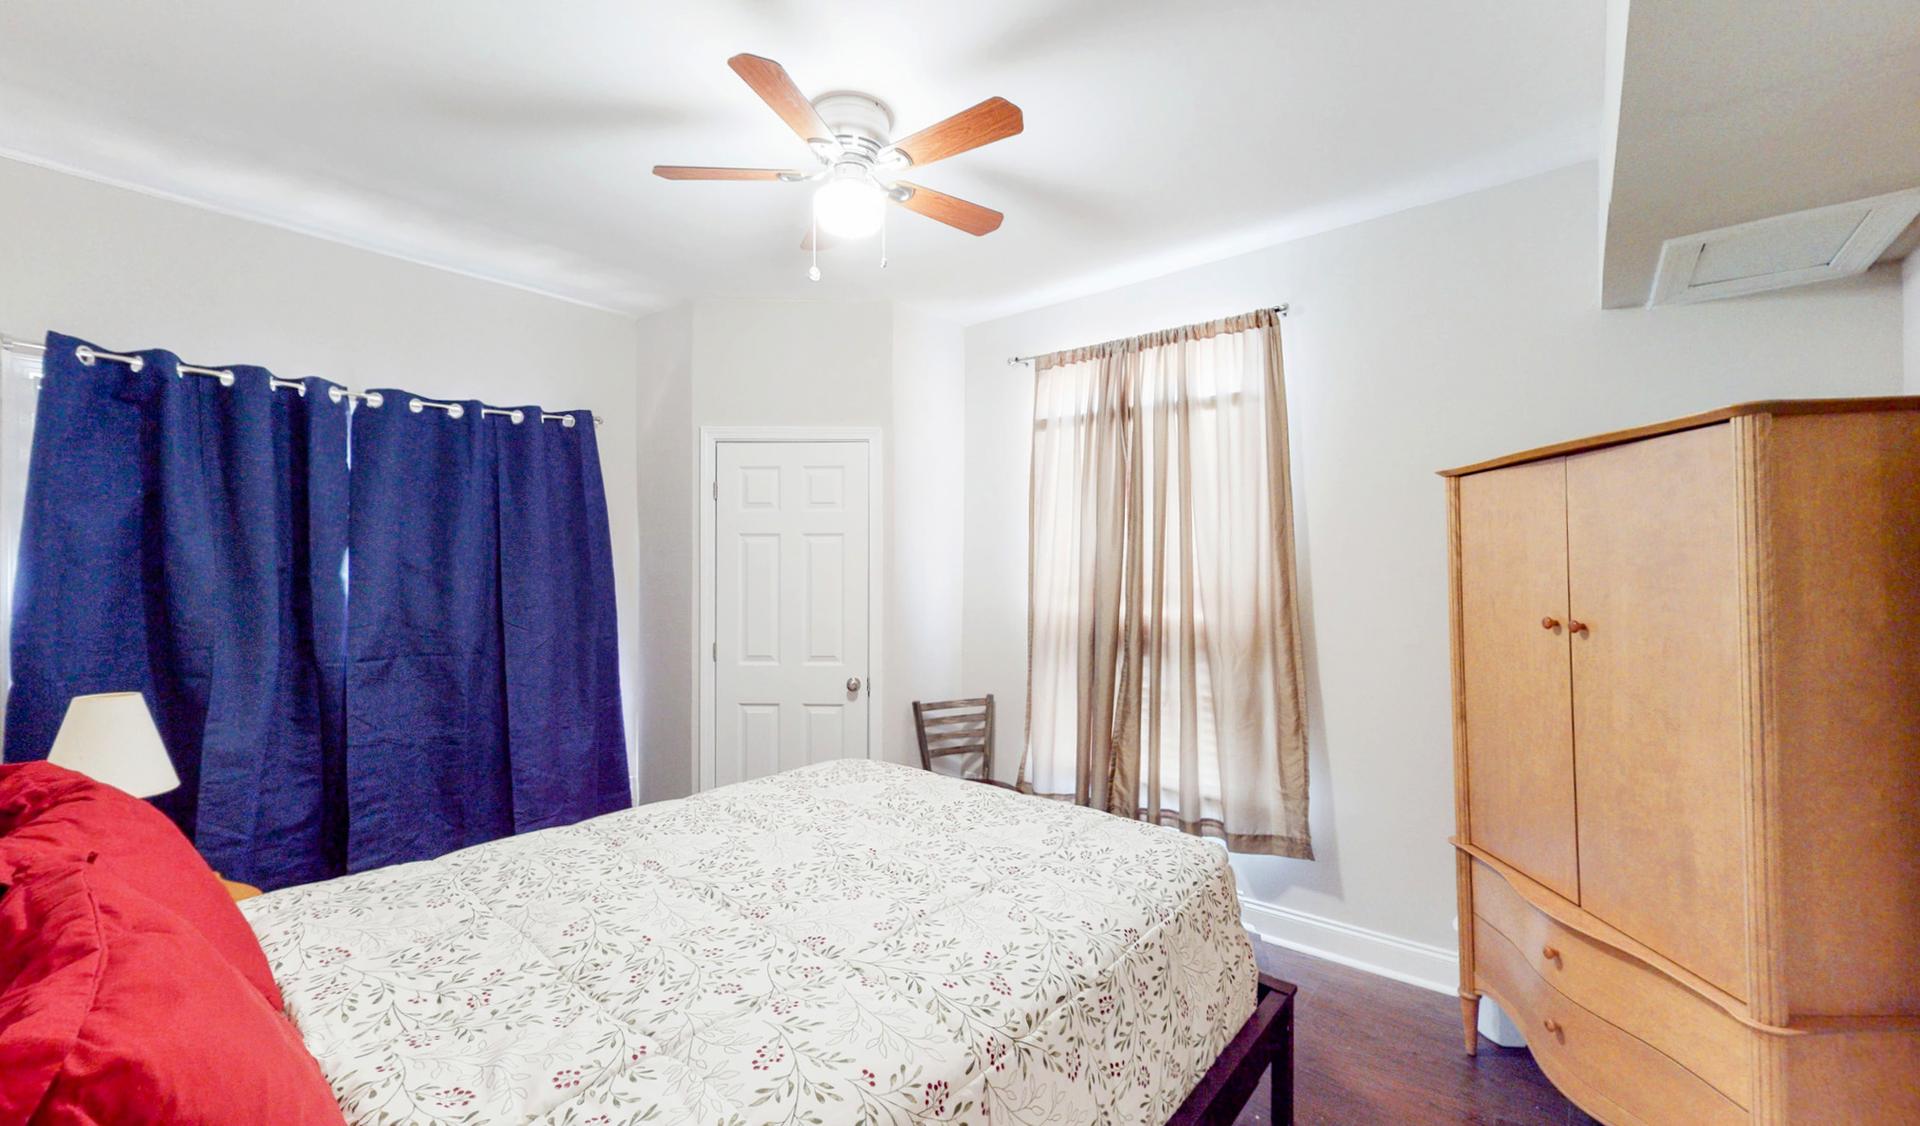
[1458,457,1579,902]
[1566,425,1749,1000]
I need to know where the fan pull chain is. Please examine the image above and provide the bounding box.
[808,215,822,282]
[879,205,889,269]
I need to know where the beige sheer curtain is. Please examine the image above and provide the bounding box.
[1020,308,1311,858]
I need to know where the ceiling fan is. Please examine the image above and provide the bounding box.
[654,55,1023,268]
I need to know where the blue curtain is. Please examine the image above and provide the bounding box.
[5,332,349,889]
[345,395,629,872]
[7,334,629,885]
[343,393,511,870]
[495,409,628,832]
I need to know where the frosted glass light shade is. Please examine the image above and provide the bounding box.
[813,177,885,239]
[48,692,179,798]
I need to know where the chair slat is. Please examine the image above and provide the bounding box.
[926,734,986,748]
[918,697,990,711]
[927,737,987,753]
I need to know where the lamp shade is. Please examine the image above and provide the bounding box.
[47,692,180,799]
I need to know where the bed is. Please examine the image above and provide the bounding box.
[241,759,1288,1125]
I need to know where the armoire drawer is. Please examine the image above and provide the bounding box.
[1473,916,1747,1126]
[1472,860,1751,1108]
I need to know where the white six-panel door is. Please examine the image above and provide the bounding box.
[711,439,871,786]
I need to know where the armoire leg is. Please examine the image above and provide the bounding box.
[1459,993,1479,1055]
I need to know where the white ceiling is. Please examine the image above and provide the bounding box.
[0,1,1603,321]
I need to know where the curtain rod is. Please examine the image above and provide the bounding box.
[1,334,603,426]
[1006,303,1289,367]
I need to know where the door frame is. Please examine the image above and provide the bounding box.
[696,426,884,792]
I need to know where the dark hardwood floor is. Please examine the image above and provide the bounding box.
[1232,942,1595,1126]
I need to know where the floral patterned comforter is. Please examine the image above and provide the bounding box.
[242,758,1257,1125]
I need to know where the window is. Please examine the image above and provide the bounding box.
[1022,309,1311,858]
[0,339,42,755]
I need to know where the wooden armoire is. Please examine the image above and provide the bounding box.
[1443,399,1920,1125]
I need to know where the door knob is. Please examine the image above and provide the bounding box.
[1540,616,1561,631]
[1541,945,1560,962]
[846,677,862,695]
[1567,620,1589,636]
[1541,1018,1562,1035]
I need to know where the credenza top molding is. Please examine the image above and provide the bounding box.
[1437,397,1920,478]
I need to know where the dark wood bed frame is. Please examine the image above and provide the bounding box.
[1169,973,1296,1125]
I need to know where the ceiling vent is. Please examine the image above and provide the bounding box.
[1648,187,1920,306]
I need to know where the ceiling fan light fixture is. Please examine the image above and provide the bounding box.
[657,56,1020,249]
[813,175,885,239]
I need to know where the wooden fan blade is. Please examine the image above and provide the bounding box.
[886,97,1023,167]
[893,181,1004,236]
[653,165,796,181]
[728,54,837,148]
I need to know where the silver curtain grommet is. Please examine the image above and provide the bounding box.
[130,356,145,373]
[511,409,525,425]
[408,397,424,414]
[563,414,576,429]
[365,391,384,409]
[219,370,235,387]
[75,346,96,366]
[448,403,465,419]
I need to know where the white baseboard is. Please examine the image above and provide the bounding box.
[1240,897,1458,996]
[1477,993,1527,1047]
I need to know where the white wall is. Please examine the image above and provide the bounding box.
[962,163,1906,962]
[690,300,894,431]
[888,306,967,765]
[0,156,645,789]
[629,298,967,797]
[1906,254,1920,393]
[633,304,695,802]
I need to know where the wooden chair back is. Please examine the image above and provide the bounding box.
[912,695,994,781]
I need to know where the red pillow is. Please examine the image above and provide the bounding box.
[0,762,282,1010]
[0,862,345,1125]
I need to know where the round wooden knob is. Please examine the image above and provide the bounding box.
[1540,616,1561,630]
[1541,945,1560,961]
[1567,620,1590,636]
[1542,1018,1562,1034]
